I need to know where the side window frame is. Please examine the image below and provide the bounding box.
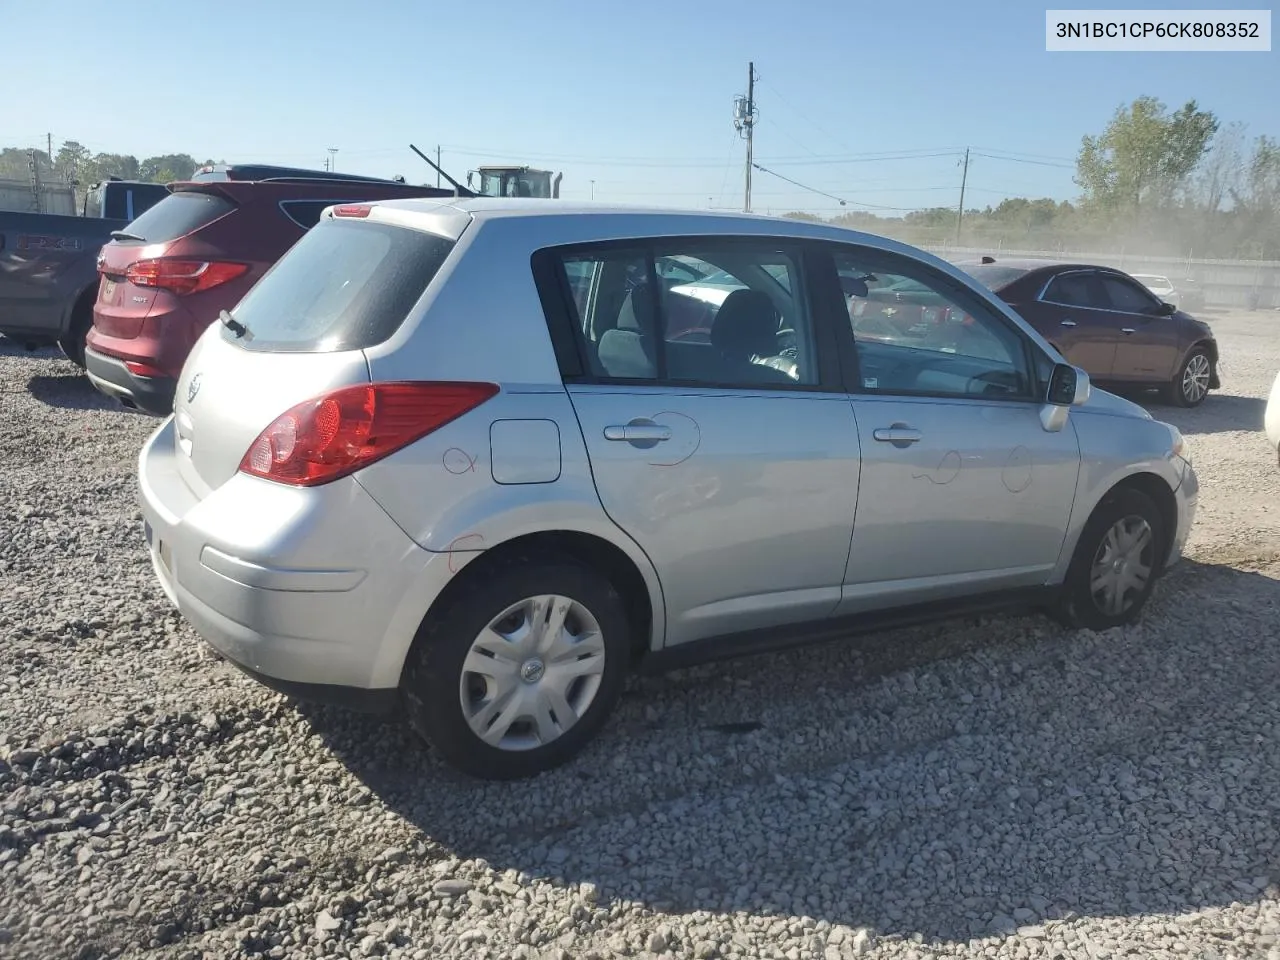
[530,235,845,394]
[811,240,1047,404]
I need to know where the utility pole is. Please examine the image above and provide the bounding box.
[46,133,52,165]
[955,147,970,245]
[436,146,441,187]
[733,62,757,213]
[327,147,339,173]
[590,179,596,200]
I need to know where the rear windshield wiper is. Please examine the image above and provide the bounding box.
[109,230,145,242]
[219,309,251,340]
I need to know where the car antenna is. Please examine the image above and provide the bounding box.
[409,143,475,198]
[981,255,996,264]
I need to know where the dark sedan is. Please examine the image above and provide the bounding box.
[956,258,1220,407]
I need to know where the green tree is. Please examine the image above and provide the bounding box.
[55,140,93,183]
[1076,96,1219,212]
[90,152,141,181]
[139,153,198,183]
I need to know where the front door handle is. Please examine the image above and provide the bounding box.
[1121,327,1136,335]
[1059,319,1077,327]
[872,424,922,448]
[604,420,671,444]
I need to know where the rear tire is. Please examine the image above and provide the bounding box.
[1166,347,1212,408]
[1054,487,1166,631]
[58,300,93,369]
[400,555,631,780]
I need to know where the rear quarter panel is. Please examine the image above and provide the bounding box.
[359,215,668,647]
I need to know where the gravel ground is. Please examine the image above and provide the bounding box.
[2,310,1280,960]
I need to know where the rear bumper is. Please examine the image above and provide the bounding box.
[137,418,471,701]
[85,346,175,416]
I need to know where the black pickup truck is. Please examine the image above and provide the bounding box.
[0,179,168,365]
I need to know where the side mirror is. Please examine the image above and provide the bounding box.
[1156,301,1177,316]
[1041,363,1089,432]
[1047,362,1090,406]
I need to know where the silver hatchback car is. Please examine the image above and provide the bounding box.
[138,198,1198,780]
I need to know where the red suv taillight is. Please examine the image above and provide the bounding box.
[239,382,500,487]
[125,258,249,296]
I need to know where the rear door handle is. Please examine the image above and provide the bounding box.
[1059,319,1077,327]
[603,422,671,443]
[872,425,922,447]
[1121,327,1136,335]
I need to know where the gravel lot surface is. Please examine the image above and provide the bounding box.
[3,310,1280,960]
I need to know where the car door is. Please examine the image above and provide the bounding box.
[827,244,1082,614]
[1024,269,1120,378]
[1098,271,1182,381]
[542,238,860,647]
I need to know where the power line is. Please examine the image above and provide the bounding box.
[762,151,964,167]
[971,146,1077,163]
[970,151,1075,170]
[757,77,858,156]
[750,162,938,212]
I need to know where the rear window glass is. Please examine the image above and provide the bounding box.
[116,191,235,245]
[224,218,455,353]
[957,264,1030,290]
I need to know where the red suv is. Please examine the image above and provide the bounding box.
[85,164,452,415]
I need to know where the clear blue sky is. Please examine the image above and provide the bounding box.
[2,0,1275,215]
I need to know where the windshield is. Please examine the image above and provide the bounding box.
[223,218,455,353]
[478,170,552,198]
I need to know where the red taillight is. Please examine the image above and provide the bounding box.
[125,259,249,296]
[239,382,499,487]
[332,204,372,218]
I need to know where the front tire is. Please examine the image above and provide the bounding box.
[1054,487,1166,631]
[401,555,631,780]
[1167,347,1212,407]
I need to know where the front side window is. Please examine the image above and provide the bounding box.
[1043,272,1107,309]
[836,248,1032,400]
[555,241,817,388]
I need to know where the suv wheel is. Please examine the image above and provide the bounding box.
[1055,487,1165,631]
[1166,348,1212,407]
[401,556,631,780]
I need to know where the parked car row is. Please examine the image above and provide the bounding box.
[0,178,171,363]
[137,198,1199,780]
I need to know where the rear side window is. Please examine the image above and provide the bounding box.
[224,218,454,353]
[115,191,235,245]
